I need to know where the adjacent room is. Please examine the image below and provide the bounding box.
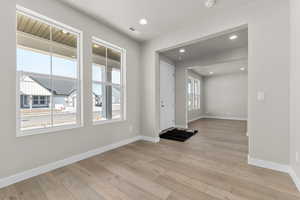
[0,0,300,199]
[159,28,248,142]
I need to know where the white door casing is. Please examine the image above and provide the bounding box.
[160,60,175,131]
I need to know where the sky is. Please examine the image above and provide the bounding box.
[17,48,77,78]
[17,48,121,96]
[17,48,120,82]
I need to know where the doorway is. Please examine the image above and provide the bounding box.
[159,59,175,131]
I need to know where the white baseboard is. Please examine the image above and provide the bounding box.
[202,116,247,121]
[289,168,300,192]
[175,125,188,129]
[188,116,205,123]
[0,135,158,189]
[247,155,290,173]
[248,156,300,192]
[139,136,160,143]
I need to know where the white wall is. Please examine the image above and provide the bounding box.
[141,0,290,165]
[290,0,300,184]
[175,47,247,128]
[204,72,248,120]
[187,70,205,122]
[0,0,141,179]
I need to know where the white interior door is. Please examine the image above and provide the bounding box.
[160,60,175,131]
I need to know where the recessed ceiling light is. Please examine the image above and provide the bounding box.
[209,71,214,75]
[205,0,217,8]
[240,67,246,71]
[93,44,99,48]
[139,18,148,25]
[229,35,238,40]
[179,48,186,53]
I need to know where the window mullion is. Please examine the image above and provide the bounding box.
[50,25,54,128]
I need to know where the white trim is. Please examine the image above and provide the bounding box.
[247,155,290,173]
[175,125,188,129]
[0,136,158,189]
[188,116,205,123]
[140,136,160,143]
[289,168,300,192]
[201,116,247,121]
[16,6,83,137]
[91,37,126,123]
[248,156,300,192]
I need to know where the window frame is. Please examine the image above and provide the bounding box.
[91,36,127,125]
[187,76,201,111]
[16,5,83,137]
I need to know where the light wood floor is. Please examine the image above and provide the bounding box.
[1,119,299,200]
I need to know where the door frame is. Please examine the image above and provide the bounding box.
[159,58,175,132]
[156,24,248,136]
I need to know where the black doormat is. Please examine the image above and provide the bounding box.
[160,128,198,142]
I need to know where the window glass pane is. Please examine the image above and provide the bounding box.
[107,48,121,84]
[17,13,52,131]
[112,86,121,119]
[92,43,107,67]
[92,64,105,82]
[51,27,78,127]
[92,40,123,122]
[17,12,81,133]
[93,83,106,121]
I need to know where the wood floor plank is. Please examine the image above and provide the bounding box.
[0,119,299,199]
[0,186,20,200]
[52,166,106,200]
[14,178,49,200]
[37,173,76,200]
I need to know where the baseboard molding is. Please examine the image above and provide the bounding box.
[289,168,300,192]
[0,135,158,189]
[248,155,290,173]
[139,136,160,143]
[175,125,188,129]
[248,156,300,192]
[188,116,205,123]
[202,116,247,121]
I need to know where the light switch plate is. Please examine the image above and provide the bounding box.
[257,91,265,101]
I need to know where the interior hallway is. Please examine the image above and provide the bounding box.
[0,119,299,200]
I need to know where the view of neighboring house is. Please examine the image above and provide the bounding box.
[20,73,120,112]
[20,74,77,111]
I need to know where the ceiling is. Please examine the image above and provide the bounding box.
[58,0,256,41]
[191,59,248,76]
[162,28,248,62]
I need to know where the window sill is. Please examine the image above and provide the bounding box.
[93,118,126,126]
[16,124,83,137]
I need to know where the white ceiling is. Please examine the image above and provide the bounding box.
[162,28,248,62]
[191,59,248,76]
[58,0,256,41]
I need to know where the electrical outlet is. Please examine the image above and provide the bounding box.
[296,152,299,163]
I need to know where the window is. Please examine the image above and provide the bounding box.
[194,79,201,110]
[187,77,201,111]
[16,8,82,136]
[92,38,125,123]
